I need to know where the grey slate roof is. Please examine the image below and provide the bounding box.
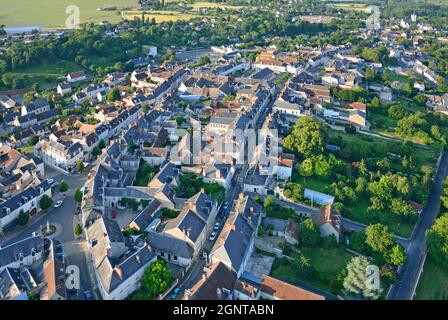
[0,236,44,269]
[147,231,194,259]
[131,199,162,231]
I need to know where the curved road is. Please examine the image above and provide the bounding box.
[388,152,448,300]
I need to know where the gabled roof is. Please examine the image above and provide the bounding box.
[147,231,194,259]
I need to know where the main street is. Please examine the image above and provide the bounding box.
[388,152,448,300]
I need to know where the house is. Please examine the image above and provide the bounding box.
[9,129,33,147]
[147,231,194,268]
[13,114,37,129]
[38,138,84,172]
[315,205,341,242]
[57,82,72,96]
[40,239,66,300]
[259,275,325,300]
[182,262,237,300]
[160,191,218,260]
[202,162,234,190]
[128,199,162,232]
[210,194,261,277]
[21,99,50,116]
[0,236,45,271]
[0,181,52,231]
[272,100,304,118]
[86,215,158,300]
[67,71,87,83]
[0,95,17,109]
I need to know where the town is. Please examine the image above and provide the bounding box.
[0,0,448,302]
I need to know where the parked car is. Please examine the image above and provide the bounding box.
[213,222,220,231]
[84,290,93,300]
[209,231,218,241]
[54,200,63,208]
[47,178,54,185]
[223,202,229,210]
[170,288,181,300]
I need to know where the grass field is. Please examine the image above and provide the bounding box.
[122,10,201,23]
[327,2,368,11]
[415,258,448,300]
[189,1,243,9]
[0,0,139,28]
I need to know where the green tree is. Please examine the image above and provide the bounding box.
[59,180,68,192]
[283,116,326,158]
[106,88,121,102]
[387,244,406,266]
[370,96,381,109]
[92,146,100,157]
[263,195,276,208]
[76,161,84,173]
[343,256,381,300]
[365,224,393,256]
[74,188,83,203]
[18,210,29,226]
[98,139,106,149]
[139,259,173,300]
[299,158,314,180]
[298,218,320,247]
[426,213,448,268]
[39,195,53,210]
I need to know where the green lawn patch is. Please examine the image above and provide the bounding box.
[415,257,448,300]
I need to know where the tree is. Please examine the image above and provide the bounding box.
[74,188,83,203]
[437,76,447,92]
[263,195,276,208]
[365,224,394,255]
[139,259,173,300]
[106,88,121,102]
[299,158,314,180]
[365,67,376,82]
[387,244,406,266]
[23,92,35,105]
[370,96,381,109]
[29,135,39,146]
[343,256,381,300]
[283,182,303,202]
[76,161,84,173]
[98,139,106,149]
[39,195,53,210]
[18,210,29,226]
[74,224,83,237]
[292,254,315,279]
[59,180,68,192]
[283,116,326,158]
[426,213,448,268]
[298,218,320,247]
[92,146,100,157]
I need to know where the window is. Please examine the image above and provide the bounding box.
[160,252,164,257]
[174,256,178,261]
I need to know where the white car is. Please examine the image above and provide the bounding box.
[47,179,54,185]
[213,222,220,231]
[54,200,63,208]
[209,231,218,241]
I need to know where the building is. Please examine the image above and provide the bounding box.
[67,71,87,83]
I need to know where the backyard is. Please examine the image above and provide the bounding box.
[270,246,353,295]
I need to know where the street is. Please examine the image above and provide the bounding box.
[388,152,448,300]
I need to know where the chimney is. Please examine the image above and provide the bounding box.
[114,265,123,279]
[216,169,221,179]
[200,187,205,193]
[216,288,222,299]
[202,273,207,281]
[136,254,141,264]
[238,192,244,201]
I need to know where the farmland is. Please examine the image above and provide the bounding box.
[0,0,139,28]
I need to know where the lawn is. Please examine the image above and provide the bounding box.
[270,246,353,295]
[345,197,414,238]
[415,258,448,300]
[0,0,139,28]
[190,2,244,9]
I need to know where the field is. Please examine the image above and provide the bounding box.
[189,1,243,9]
[122,10,201,23]
[0,0,139,28]
[415,258,448,300]
[327,2,368,11]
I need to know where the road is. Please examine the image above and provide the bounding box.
[387,152,448,300]
[0,165,95,300]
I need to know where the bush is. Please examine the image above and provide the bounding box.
[74,188,83,202]
[322,235,338,249]
[74,224,83,237]
[18,210,29,226]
